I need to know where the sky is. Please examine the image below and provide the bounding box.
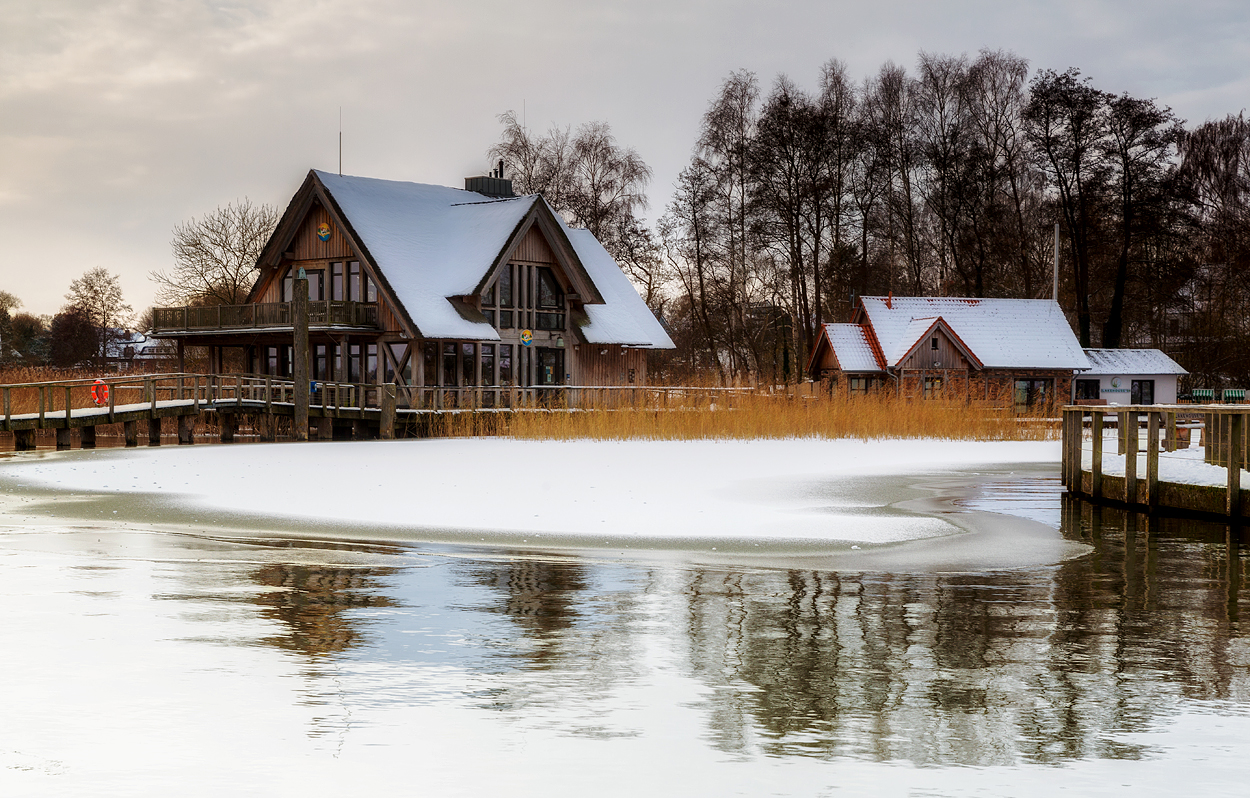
[2,0,1248,318]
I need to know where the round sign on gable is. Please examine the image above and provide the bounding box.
[316,223,332,242]
[520,330,533,346]
[1111,377,1121,389]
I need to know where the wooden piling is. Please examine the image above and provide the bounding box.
[1124,411,1138,503]
[1092,411,1104,498]
[1147,411,1160,509]
[124,420,138,447]
[148,417,162,446]
[81,426,96,449]
[1229,413,1243,517]
[13,429,35,450]
[56,428,71,449]
[178,414,195,445]
[380,383,396,440]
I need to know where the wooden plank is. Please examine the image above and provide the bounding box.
[1165,411,1176,452]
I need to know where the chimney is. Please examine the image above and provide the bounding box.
[465,163,515,198]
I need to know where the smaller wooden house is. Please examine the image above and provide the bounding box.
[808,296,1090,408]
[1074,349,1187,405]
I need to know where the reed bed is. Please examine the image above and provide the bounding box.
[426,393,1059,442]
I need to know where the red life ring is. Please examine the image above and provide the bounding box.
[91,379,109,406]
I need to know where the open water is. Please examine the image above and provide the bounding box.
[0,468,1248,796]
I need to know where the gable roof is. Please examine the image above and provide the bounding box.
[1082,348,1187,375]
[857,296,1090,370]
[258,170,672,347]
[893,316,984,369]
[812,323,884,373]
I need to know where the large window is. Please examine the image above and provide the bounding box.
[461,343,476,385]
[537,267,563,308]
[923,376,943,399]
[499,345,513,385]
[442,343,456,386]
[1014,379,1052,411]
[481,344,495,386]
[1075,379,1100,401]
[1131,379,1155,404]
[499,265,513,307]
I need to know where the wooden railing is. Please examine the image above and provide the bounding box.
[151,301,379,333]
[1,373,212,430]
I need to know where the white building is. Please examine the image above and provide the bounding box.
[1074,349,1187,405]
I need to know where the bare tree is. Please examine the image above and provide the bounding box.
[65,267,132,362]
[154,198,279,307]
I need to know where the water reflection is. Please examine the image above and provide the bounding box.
[216,494,1248,767]
[250,564,398,657]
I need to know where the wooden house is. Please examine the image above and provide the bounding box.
[807,296,1090,409]
[152,170,674,406]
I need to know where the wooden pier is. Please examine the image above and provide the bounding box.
[1062,404,1250,518]
[2,373,749,450]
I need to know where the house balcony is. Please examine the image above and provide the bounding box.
[152,301,380,338]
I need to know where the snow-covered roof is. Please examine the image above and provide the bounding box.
[314,171,672,348]
[562,227,674,348]
[858,297,1090,370]
[1082,348,1187,375]
[820,323,883,372]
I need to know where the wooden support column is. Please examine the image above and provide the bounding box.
[1092,411,1104,498]
[1146,411,1160,509]
[293,275,310,442]
[380,383,396,440]
[220,413,237,443]
[259,414,276,442]
[178,414,195,445]
[1166,411,1177,452]
[56,427,71,449]
[1060,409,1070,489]
[1124,411,1138,504]
[148,417,162,446]
[81,426,96,449]
[1229,412,1243,517]
[13,429,35,451]
[317,416,333,440]
[124,420,138,447]
[1118,411,1128,455]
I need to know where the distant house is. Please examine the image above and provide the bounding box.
[807,296,1090,408]
[1074,349,1187,405]
[152,170,674,405]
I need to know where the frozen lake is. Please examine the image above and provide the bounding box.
[1,440,1248,795]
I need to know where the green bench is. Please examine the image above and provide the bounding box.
[1191,388,1215,402]
[1223,388,1246,403]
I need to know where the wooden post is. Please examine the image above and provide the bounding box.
[38,386,45,425]
[64,386,72,424]
[178,413,195,445]
[293,276,310,441]
[56,427,71,449]
[2,387,10,431]
[381,383,396,440]
[265,376,272,415]
[124,420,138,447]
[108,380,116,423]
[1092,411,1104,499]
[1118,411,1128,455]
[1124,411,1138,504]
[13,429,35,450]
[220,413,237,443]
[148,417,162,446]
[147,377,156,415]
[1229,412,1243,517]
[1147,411,1160,509]
[1166,411,1177,452]
[81,426,96,449]
[177,339,185,373]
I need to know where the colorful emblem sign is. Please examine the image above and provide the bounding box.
[520,329,533,346]
[316,222,332,242]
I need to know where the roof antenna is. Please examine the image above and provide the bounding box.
[338,106,342,176]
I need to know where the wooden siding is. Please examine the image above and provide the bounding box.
[510,225,558,264]
[293,203,355,260]
[573,345,648,386]
[897,328,972,371]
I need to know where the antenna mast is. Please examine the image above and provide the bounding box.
[338,107,342,176]
[1052,222,1059,301]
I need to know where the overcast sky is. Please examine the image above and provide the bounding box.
[3,0,1248,317]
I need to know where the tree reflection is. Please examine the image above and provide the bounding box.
[250,564,397,657]
[679,498,1249,765]
[468,558,589,669]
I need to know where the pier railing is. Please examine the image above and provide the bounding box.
[1062,404,1249,517]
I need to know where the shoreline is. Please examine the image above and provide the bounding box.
[0,438,1089,572]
